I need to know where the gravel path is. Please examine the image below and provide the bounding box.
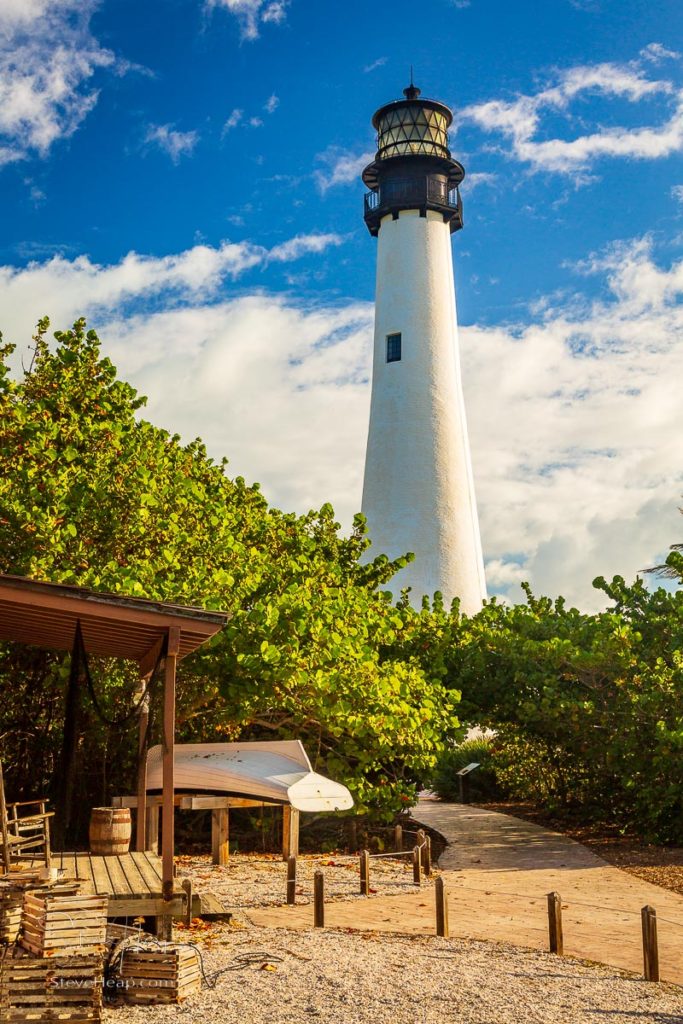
[175,851,432,908]
[103,921,683,1024]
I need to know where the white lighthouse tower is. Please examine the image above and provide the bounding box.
[361,83,487,614]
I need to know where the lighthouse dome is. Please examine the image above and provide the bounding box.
[373,84,452,162]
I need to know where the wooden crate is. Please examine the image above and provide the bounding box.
[0,944,103,1024]
[1,881,81,946]
[104,923,151,952]
[20,894,107,958]
[117,945,201,1004]
[0,893,22,944]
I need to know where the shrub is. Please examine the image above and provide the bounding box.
[430,736,502,803]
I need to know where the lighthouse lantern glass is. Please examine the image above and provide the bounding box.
[376,105,450,161]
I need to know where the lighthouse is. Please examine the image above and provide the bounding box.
[361,83,487,614]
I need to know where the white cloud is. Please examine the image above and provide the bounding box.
[223,108,243,133]
[363,57,387,74]
[0,0,116,166]
[672,184,683,203]
[458,50,683,175]
[145,124,198,163]
[248,116,263,128]
[205,0,288,41]
[0,233,346,346]
[315,148,374,192]
[261,1,287,25]
[264,94,279,114]
[1,232,681,611]
[267,233,346,262]
[640,42,680,64]
[464,172,497,191]
[465,236,683,608]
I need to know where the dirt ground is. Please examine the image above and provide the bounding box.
[478,801,683,897]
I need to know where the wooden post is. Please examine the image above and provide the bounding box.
[348,818,357,853]
[547,891,563,955]
[40,800,51,868]
[423,835,432,876]
[137,634,164,853]
[282,806,300,860]
[135,683,149,853]
[211,808,229,866]
[146,806,159,854]
[417,829,429,874]
[435,876,449,937]
[286,855,297,905]
[394,824,403,852]
[313,870,324,927]
[181,878,193,927]
[641,905,659,982]
[360,849,370,895]
[413,846,421,886]
[161,628,180,905]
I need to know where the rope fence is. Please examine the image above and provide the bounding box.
[281,842,683,985]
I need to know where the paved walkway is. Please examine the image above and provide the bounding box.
[246,801,683,985]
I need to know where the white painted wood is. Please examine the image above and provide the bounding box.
[145,741,353,812]
[362,209,487,614]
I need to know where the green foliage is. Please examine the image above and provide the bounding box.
[2,316,681,845]
[0,319,460,825]
[430,735,501,803]
[445,579,683,841]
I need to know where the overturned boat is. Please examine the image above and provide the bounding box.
[146,740,353,812]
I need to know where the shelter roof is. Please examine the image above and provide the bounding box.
[0,574,228,664]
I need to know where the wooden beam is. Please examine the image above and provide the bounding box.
[135,677,150,853]
[138,636,165,681]
[146,806,159,854]
[282,806,300,860]
[114,795,181,808]
[179,795,281,810]
[211,808,229,866]
[161,627,180,901]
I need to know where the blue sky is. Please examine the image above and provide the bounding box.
[1,0,682,609]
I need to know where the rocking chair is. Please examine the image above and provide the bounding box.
[0,760,53,874]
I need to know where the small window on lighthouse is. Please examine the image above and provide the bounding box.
[386,333,402,363]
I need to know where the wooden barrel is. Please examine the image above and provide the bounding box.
[89,807,131,855]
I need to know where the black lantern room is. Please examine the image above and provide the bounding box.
[362,84,464,237]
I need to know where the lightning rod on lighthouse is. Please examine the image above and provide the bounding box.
[361,82,487,614]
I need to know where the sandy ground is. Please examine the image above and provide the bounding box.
[102,921,683,1024]
[175,849,433,909]
[247,803,683,986]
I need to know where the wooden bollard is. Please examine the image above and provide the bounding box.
[286,855,297,905]
[417,830,430,875]
[394,824,403,852]
[435,876,449,937]
[641,905,659,982]
[348,818,357,853]
[424,835,432,876]
[314,870,325,928]
[181,878,193,927]
[360,849,370,896]
[547,891,563,955]
[412,845,421,886]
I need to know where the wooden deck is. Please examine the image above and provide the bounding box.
[53,851,186,919]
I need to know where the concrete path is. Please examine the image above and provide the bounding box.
[246,801,683,985]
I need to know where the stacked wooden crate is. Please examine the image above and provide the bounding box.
[0,944,103,1024]
[0,890,22,944]
[0,878,80,946]
[116,945,201,1004]
[20,893,107,958]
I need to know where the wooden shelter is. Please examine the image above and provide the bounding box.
[0,573,228,906]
